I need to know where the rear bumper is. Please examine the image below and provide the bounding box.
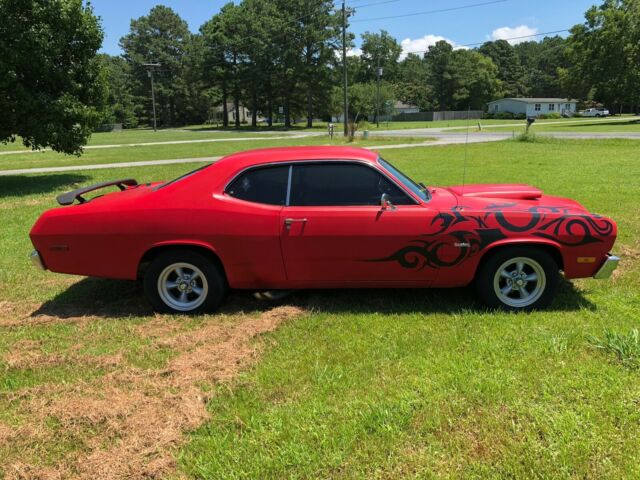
[593,254,620,280]
[30,250,46,271]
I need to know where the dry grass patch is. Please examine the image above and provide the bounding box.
[1,305,304,479]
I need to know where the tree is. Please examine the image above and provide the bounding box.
[449,50,501,110]
[358,30,403,83]
[562,0,640,113]
[423,41,500,110]
[334,82,394,121]
[395,53,433,110]
[120,6,192,127]
[478,40,525,97]
[515,36,569,98]
[423,41,455,110]
[0,0,105,154]
[98,54,141,128]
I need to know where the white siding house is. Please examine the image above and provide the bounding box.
[487,98,577,117]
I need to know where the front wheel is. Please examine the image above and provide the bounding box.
[475,247,559,311]
[144,250,227,314]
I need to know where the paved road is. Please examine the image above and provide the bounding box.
[2,130,639,177]
[0,132,322,156]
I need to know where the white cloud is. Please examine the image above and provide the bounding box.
[347,47,362,57]
[399,35,465,60]
[489,25,538,45]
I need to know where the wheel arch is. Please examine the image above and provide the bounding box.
[137,241,227,281]
[476,240,564,275]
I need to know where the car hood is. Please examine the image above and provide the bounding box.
[447,184,542,200]
[445,183,590,214]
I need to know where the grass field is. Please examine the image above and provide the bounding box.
[1,138,639,478]
[485,117,640,134]
[184,115,639,132]
[0,133,430,172]
[0,128,287,153]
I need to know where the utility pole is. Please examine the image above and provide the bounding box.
[143,63,161,131]
[376,57,382,128]
[342,1,349,136]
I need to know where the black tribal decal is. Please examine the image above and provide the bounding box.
[370,204,614,270]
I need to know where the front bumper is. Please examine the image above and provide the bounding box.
[30,250,46,271]
[593,254,620,280]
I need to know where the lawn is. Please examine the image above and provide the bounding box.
[0,128,289,153]
[0,134,430,172]
[484,116,640,134]
[183,115,638,132]
[1,138,639,478]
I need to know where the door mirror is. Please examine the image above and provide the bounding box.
[381,193,396,210]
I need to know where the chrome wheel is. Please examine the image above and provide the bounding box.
[157,262,208,312]
[493,256,546,308]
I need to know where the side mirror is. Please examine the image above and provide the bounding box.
[381,193,396,211]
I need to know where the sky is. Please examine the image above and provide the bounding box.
[95,0,598,56]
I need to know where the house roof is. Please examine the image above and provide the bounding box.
[488,98,577,104]
[394,101,418,109]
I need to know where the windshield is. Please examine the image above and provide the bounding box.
[378,157,430,201]
[155,163,212,190]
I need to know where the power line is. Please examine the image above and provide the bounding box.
[346,0,402,9]
[402,28,571,56]
[351,0,507,23]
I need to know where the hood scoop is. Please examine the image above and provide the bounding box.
[447,184,543,200]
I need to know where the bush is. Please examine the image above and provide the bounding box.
[537,112,562,120]
[484,112,526,120]
[572,112,583,118]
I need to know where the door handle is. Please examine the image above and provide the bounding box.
[284,218,307,229]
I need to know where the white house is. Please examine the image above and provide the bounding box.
[487,98,577,117]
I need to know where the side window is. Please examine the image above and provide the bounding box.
[226,165,289,205]
[290,163,414,207]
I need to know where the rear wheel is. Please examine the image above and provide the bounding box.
[475,247,559,311]
[144,250,227,314]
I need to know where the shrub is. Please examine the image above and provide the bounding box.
[493,111,515,120]
[589,329,640,370]
[537,112,562,120]
[515,131,537,142]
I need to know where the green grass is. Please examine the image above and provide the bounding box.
[485,116,640,133]
[1,138,639,477]
[0,128,290,152]
[0,134,431,171]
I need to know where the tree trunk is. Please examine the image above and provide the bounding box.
[222,79,228,128]
[267,78,273,127]
[306,88,313,128]
[234,95,240,128]
[284,96,291,128]
[252,91,258,128]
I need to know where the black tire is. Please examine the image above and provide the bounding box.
[475,246,559,311]
[143,249,227,314]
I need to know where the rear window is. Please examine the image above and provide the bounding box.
[226,165,289,205]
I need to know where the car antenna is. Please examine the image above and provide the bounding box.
[460,105,471,200]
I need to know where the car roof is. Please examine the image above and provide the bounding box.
[216,146,380,170]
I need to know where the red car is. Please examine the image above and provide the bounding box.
[30,146,619,313]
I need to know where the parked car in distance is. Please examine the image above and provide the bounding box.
[581,108,610,117]
[30,147,619,313]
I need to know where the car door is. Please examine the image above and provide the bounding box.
[219,164,289,288]
[279,161,441,287]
